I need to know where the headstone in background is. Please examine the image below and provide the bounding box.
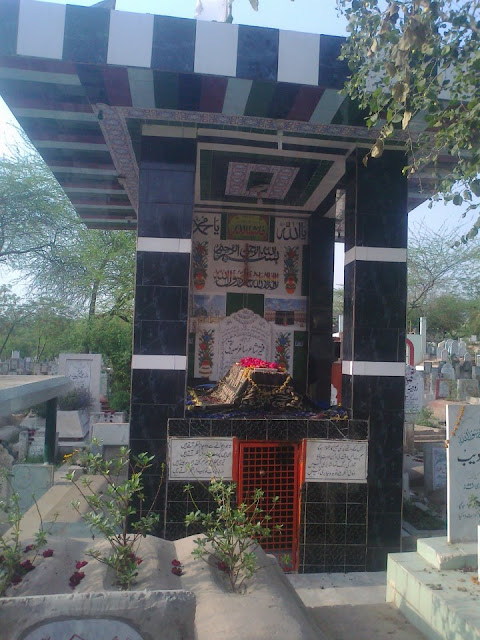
[1,363,8,374]
[424,442,447,492]
[32,363,41,375]
[437,340,446,356]
[457,379,479,401]
[11,464,54,513]
[441,362,455,380]
[473,366,480,380]
[464,352,472,362]
[471,336,477,343]
[441,349,449,362]
[476,353,480,367]
[447,404,480,543]
[405,365,424,415]
[436,379,451,399]
[424,361,432,374]
[40,363,48,374]
[450,340,459,356]
[17,430,29,462]
[58,353,102,410]
[458,341,467,357]
[27,426,46,458]
[446,339,453,352]
[11,351,20,359]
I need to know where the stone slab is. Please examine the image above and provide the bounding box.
[0,376,71,417]
[417,536,477,570]
[91,422,129,446]
[0,590,196,640]
[58,353,102,409]
[11,464,54,513]
[387,548,480,640]
[423,443,446,492]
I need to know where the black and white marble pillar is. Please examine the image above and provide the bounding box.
[342,150,408,570]
[130,135,196,525]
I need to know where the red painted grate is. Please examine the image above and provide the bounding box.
[237,441,300,571]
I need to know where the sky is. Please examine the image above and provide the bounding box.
[0,0,473,289]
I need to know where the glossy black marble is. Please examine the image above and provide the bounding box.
[135,286,188,322]
[137,252,190,287]
[131,369,186,405]
[130,438,167,474]
[347,211,408,250]
[151,16,196,73]
[139,170,195,205]
[141,137,196,171]
[130,403,181,440]
[137,203,193,239]
[237,25,279,81]
[353,328,406,362]
[356,152,408,215]
[64,5,110,64]
[0,0,18,56]
[352,291,407,330]
[135,320,188,356]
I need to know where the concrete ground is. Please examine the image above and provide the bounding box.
[288,572,428,640]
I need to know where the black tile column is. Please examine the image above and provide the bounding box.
[342,150,408,570]
[308,215,334,404]
[130,136,196,530]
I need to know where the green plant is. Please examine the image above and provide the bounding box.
[415,407,436,428]
[66,444,163,590]
[109,389,130,414]
[58,389,94,411]
[184,477,283,593]
[0,472,53,596]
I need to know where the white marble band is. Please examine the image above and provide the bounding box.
[342,361,406,377]
[344,247,407,266]
[132,355,187,370]
[137,237,192,253]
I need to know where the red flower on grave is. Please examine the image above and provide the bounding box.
[42,549,54,558]
[69,571,85,588]
[23,544,34,553]
[171,559,182,567]
[11,574,22,585]
[171,566,183,576]
[20,559,35,572]
[216,561,229,572]
[75,560,88,570]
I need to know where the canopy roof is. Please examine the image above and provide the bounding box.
[0,0,432,230]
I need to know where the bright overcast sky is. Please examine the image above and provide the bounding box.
[0,0,473,289]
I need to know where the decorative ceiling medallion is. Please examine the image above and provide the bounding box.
[225,162,299,200]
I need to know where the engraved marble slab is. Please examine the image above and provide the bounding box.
[305,439,368,483]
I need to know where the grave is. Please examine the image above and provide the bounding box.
[423,442,447,493]
[404,365,424,417]
[0,0,456,572]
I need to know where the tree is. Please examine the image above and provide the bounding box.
[337,0,480,234]
[407,222,480,313]
[0,143,79,267]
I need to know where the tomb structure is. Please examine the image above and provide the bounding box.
[0,0,446,571]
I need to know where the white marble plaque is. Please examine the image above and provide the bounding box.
[217,308,273,379]
[405,365,424,415]
[447,404,480,542]
[168,437,234,480]
[305,439,368,483]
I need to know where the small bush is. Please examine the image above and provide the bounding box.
[58,389,94,411]
[415,407,436,427]
[109,390,130,413]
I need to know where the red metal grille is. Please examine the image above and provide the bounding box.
[237,441,300,571]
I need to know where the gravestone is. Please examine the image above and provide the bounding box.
[11,464,54,513]
[473,366,480,380]
[441,362,455,380]
[446,404,480,542]
[32,363,41,375]
[450,340,459,356]
[424,443,447,492]
[437,340,446,356]
[440,349,449,362]
[471,335,478,343]
[436,379,451,399]
[217,309,273,379]
[446,339,453,352]
[457,379,479,401]
[424,361,432,374]
[464,352,472,362]
[458,341,467,357]
[476,353,480,367]
[58,353,102,410]
[405,365,424,415]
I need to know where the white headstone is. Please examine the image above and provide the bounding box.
[471,335,477,343]
[58,353,102,409]
[458,341,467,357]
[217,309,273,379]
[450,340,459,356]
[91,423,130,446]
[440,349,449,362]
[464,352,472,362]
[405,365,424,415]
[447,404,480,542]
[477,354,480,367]
[424,443,447,492]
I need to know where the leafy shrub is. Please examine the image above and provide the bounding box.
[109,389,130,414]
[58,389,94,411]
[67,443,163,590]
[185,478,283,593]
[415,407,436,427]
